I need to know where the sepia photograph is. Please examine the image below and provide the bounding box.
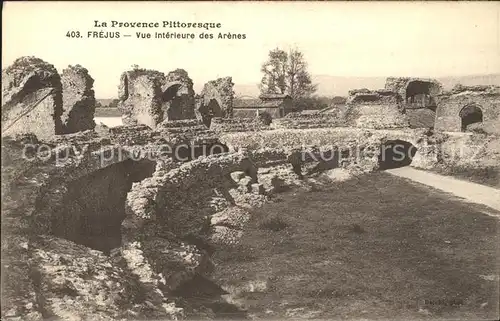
[1,1,499,320]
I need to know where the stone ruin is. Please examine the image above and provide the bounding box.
[384,77,443,129]
[385,77,443,106]
[342,88,410,129]
[2,56,499,321]
[338,77,498,131]
[164,69,196,120]
[61,65,96,133]
[195,77,235,127]
[2,56,64,140]
[117,68,195,129]
[2,57,97,140]
[435,84,500,133]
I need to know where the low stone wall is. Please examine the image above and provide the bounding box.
[122,152,262,293]
[210,117,271,132]
[273,113,343,129]
[343,103,410,129]
[220,127,442,170]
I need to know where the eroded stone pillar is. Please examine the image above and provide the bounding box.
[61,65,96,133]
[196,77,235,127]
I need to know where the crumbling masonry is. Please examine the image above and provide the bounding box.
[435,84,500,133]
[1,56,64,140]
[2,56,499,321]
[195,77,235,127]
[118,68,196,129]
[61,65,96,133]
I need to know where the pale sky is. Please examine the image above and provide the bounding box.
[2,1,500,98]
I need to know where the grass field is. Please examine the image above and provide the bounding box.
[211,172,499,320]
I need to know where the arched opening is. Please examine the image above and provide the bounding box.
[405,81,437,110]
[51,159,156,255]
[459,104,483,132]
[378,140,417,170]
[200,99,223,128]
[161,84,182,121]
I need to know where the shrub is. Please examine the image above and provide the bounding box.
[257,111,273,126]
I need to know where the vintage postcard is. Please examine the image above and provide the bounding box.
[1,1,499,320]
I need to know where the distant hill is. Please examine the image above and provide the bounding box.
[232,74,500,98]
[438,74,500,90]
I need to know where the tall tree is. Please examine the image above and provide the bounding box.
[259,48,317,99]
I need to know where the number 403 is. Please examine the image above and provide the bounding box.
[66,31,82,38]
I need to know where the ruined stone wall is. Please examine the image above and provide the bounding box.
[4,119,492,319]
[196,77,235,126]
[122,152,260,292]
[385,77,443,100]
[2,56,64,140]
[118,68,196,128]
[61,65,96,133]
[162,69,196,120]
[156,119,212,137]
[343,89,410,129]
[435,85,500,134]
[273,112,343,129]
[210,117,271,133]
[219,127,441,170]
[1,125,237,320]
[117,69,166,128]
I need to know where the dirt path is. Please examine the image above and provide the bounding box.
[386,167,500,214]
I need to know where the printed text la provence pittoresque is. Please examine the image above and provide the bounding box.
[65,20,247,40]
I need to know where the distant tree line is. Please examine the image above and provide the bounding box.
[95,98,120,108]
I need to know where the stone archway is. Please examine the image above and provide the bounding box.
[161,83,183,121]
[51,159,156,254]
[199,98,223,127]
[459,104,483,132]
[405,80,438,110]
[378,140,418,170]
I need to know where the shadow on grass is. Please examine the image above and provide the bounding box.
[211,171,500,320]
